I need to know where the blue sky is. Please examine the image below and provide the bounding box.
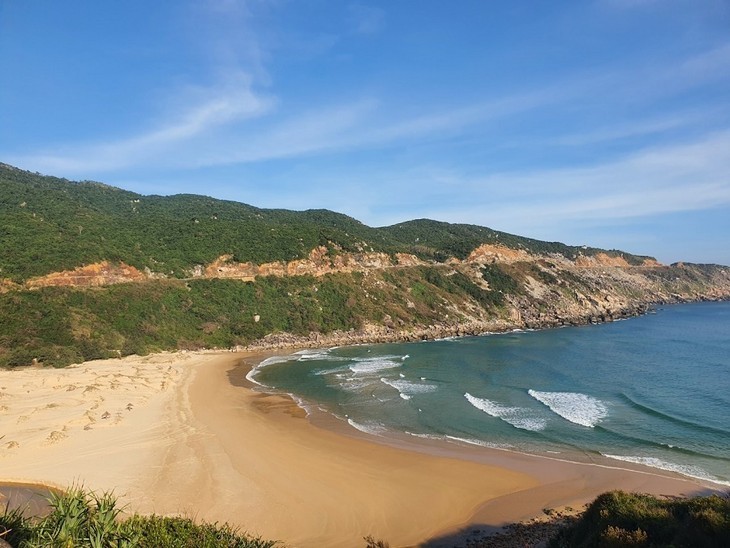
[1,1,729,264]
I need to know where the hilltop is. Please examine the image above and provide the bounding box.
[1,163,729,367]
[0,162,655,283]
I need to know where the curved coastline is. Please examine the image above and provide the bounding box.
[237,349,726,544]
[1,347,724,548]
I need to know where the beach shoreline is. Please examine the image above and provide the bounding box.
[1,349,723,547]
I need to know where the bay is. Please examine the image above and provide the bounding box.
[250,302,730,486]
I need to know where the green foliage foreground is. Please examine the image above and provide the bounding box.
[549,490,730,548]
[4,489,729,547]
[0,487,278,547]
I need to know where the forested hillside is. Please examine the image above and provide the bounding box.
[0,163,652,282]
[1,163,729,368]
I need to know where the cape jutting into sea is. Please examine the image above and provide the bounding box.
[248,301,730,486]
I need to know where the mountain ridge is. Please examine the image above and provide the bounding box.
[1,162,729,368]
[0,162,658,283]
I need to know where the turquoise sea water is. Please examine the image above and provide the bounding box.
[249,302,730,486]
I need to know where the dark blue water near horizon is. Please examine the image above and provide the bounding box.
[249,302,730,486]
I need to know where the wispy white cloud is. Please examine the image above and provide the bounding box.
[210,88,563,166]
[546,114,701,147]
[202,99,380,165]
[389,131,730,230]
[9,73,274,174]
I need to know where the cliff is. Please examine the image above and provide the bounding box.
[1,241,728,367]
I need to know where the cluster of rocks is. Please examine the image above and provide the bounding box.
[235,301,656,353]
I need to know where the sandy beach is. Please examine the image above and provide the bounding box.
[1,351,721,547]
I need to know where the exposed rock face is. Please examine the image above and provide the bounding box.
[467,244,532,264]
[574,252,631,267]
[198,247,422,281]
[13,247,730,344]
[235,261,730,352]
[0,278,20,293]
[25,261,148,288]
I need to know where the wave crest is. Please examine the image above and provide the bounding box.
[602,454,730,486]
[464,393,546,431]
[528,390,607,428]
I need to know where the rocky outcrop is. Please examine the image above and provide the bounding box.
[467,244,532,264]
[25,261,148,289]
[232,260,730,353]
[198,247,425,281]
[13,246,729,333]
[0,278,20,293]
[574,252,631,267]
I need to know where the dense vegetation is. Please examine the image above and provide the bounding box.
[3,489,727,547]
[0,163,654,282]
[2,162,728,368]
[0,266,509,367]
[549,490,730,547]
[0,487,277,547]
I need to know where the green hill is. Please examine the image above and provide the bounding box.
[1,162,729,368]
[0,163,652,282]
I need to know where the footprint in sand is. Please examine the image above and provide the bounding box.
[6,441,19,449]
[46,430,67,444]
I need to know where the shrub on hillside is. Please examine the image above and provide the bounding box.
[549,490,730,547]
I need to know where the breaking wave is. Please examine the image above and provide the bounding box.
[602,454,730,486]
[465,393,546,431]
[381,378,438,400]
[528,390,607,428]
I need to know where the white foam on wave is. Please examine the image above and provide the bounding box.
[288,394,314,417]
[245,353,298,385]
[602,454,730,487]
[294,349,338,361]
[247,349,340,384]
[528,390,607,428]
[349,355,403,374]
[464,393,546,431]
[406,431,443,441]
[405,431,512,450]
[381,378,438,400]
[445,435,513,451]
[347,418,388,436]
[311,363,353,377]
[331,372,376,393]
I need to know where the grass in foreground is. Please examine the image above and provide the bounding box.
[0,486,278,547]
[549,490,730,547]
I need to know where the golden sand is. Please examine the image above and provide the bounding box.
[0,352,713,547]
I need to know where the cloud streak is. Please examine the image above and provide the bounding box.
[386,131,730,231]
[8,73,275,174]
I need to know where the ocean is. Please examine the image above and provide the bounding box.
[248,302,730,486]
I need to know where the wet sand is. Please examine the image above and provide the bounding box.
[0,351,719,547]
